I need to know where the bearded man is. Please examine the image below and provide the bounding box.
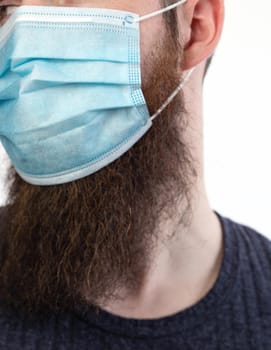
[0,0,270,349]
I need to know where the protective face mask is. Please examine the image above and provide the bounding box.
[0,0,193,186]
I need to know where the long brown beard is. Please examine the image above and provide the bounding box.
[0,27,197,318]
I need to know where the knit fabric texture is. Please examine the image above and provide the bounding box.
[0,208,270,349]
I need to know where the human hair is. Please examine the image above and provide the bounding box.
[160,0,213,79]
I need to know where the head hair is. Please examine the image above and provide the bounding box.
[160,0,213,79]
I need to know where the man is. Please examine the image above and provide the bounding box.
[0,0,270,349]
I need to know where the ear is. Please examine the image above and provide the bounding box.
[180,0,224,70]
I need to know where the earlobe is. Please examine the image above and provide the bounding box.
[181,0,224,70]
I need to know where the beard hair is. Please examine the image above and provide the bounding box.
[0,26,197,318]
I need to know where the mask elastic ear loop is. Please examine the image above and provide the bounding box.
[150,67,195,122]
[134,0,187,23]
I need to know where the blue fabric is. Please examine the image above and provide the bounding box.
[0,6,151,186]
[0,210,271,349]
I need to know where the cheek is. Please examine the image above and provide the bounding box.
[139,17,166,84]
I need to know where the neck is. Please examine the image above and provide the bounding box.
[99,179,224,319]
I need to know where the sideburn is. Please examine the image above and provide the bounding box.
[160,0,180,40]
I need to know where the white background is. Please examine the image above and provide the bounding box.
[0,0,270,238]
[203,0,271,238]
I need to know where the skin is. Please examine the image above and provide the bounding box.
[0,0,225,319]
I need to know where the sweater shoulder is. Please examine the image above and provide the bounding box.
[224,214,271,281]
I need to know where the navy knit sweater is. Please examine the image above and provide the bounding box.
[0,210,271,349]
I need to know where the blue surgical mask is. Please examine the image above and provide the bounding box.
[0,0,193,186]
